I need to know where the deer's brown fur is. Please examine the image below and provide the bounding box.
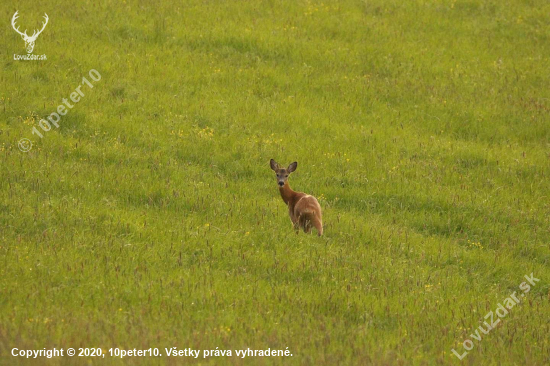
[270,159,323,236]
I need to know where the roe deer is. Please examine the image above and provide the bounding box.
[270,159,323,236]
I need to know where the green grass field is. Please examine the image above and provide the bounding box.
[1,0,549,364]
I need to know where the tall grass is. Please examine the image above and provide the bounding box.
[1,0,549,364]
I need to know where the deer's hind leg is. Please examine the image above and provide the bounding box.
[303,217,312,233]
[293,221,300,234]
[298,214,314,234]
[312,216,323,236]
[289,206,300,234]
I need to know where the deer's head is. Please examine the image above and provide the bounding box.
[270,159,297,187]
[11,11,49,54]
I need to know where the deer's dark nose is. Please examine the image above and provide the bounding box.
[278,181,284,187]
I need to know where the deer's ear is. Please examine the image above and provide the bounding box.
[270,159,279,171]
[287,162,297,173]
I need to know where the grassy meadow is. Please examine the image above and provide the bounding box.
[1,0,550,364]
